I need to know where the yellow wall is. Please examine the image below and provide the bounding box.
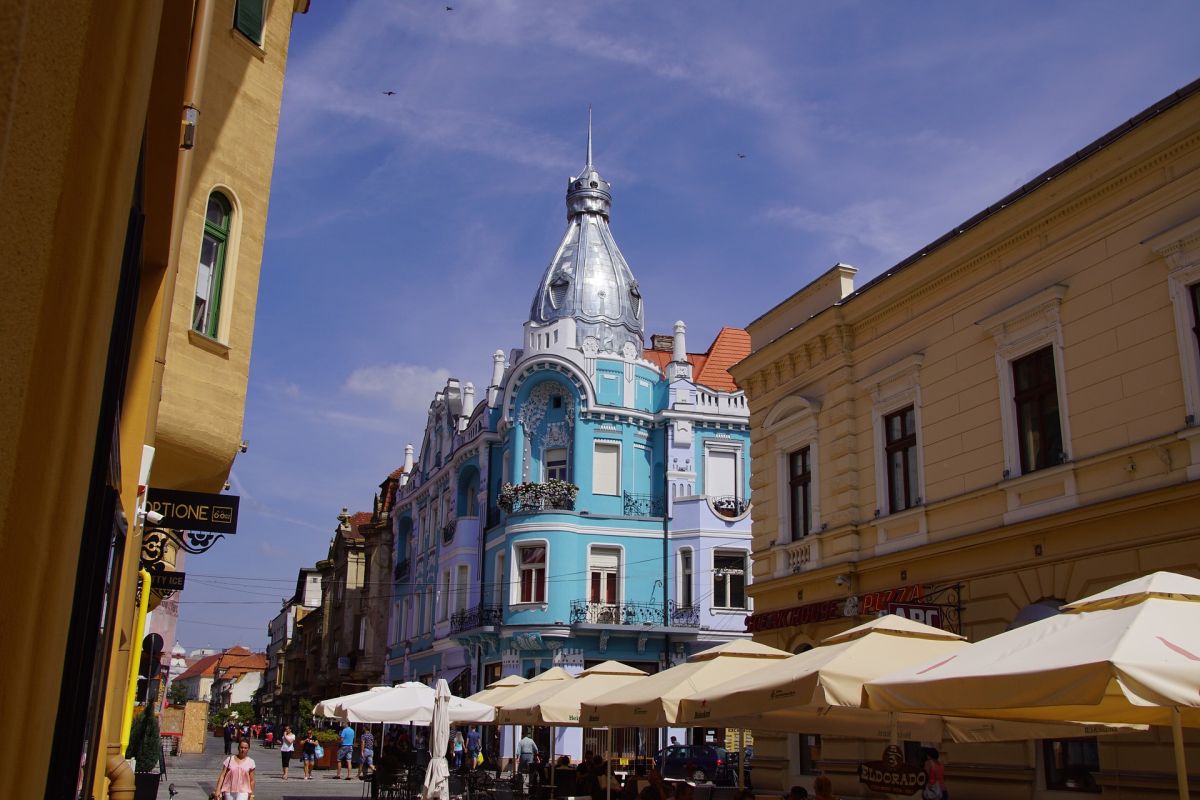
[0,1,306,797]
[0,3,165,798]
[733,86,1200,798]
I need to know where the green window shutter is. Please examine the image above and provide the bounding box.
[235,0,266,45]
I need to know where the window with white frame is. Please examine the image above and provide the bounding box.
[1147,218,1200,429]
[455,564,469,615]
[516,543,546,604]
[788,447,812,540]
[1013,347,1065,473]
[713,550,747,609]
[980,285,1072,478]
[678,548,693,607]
[545,447,568,482]
[588,546,620,606]
[704,442,741,500]
[865,354,926,516]
[593,441,621,496]
[884,406,919,512]
[440,571,450,621]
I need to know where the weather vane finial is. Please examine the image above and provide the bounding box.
[586,104,593,168]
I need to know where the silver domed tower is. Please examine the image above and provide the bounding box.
[529,111,644,357]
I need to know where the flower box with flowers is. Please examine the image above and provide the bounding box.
[498,480,579,513]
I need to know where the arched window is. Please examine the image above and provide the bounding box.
[193,192,231,337]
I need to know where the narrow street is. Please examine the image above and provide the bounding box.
[159,741,370,800]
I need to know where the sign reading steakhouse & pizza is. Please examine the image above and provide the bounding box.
[745,584,928,633]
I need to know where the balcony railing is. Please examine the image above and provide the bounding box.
[450,604,503,633]
[711,495,749,518]
[623,492,665,517]
[394,558,409,581]
[570,599,700,628]
[442,519,456,544]
[508,495,575,513]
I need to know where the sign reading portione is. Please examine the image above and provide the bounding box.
[150,571,186,591]
[145,488,240,534]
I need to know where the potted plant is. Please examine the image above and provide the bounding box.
[315,729,341,769]
[125,709,162,800]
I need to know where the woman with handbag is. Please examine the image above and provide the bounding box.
[212,738,256,800]
[302,730,319,780]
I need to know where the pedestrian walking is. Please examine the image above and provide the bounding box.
[517,731,539,789]
[359,727,376,779]
[301,729,317,780]
[923,749,947,799]
[212,738,256,800]
[466,725,481,768]
[337,722,356,780]
[223,720,236,756]
[279,725,295,780]
[452,728,465,771]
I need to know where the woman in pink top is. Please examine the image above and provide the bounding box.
[213,738,256,800]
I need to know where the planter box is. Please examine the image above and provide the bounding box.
[316,744,339,769]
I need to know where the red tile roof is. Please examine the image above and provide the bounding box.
[175,646,267,682]
[641,327,749,393]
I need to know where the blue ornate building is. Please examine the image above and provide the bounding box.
[387,129,755,750]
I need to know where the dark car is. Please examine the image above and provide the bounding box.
[654,744,733,784]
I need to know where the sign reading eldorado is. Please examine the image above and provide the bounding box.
[145,488,240,534]
[859,745,926,796]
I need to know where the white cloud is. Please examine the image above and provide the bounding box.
[343,363,452,413]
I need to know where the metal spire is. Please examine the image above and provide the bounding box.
[586,104,593,168]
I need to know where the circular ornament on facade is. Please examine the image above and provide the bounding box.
[582,337,600,357]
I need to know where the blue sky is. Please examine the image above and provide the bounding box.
[173,0,1200,648]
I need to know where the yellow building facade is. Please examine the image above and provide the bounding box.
[732,81,1200,798]
[0,1,306,798]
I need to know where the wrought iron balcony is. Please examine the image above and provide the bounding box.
[570,599,700,628]
[394,558,409,581]
[450,604,503,633]
[442,519,456,544]
[507,495,575,513]
[623,492,665,517]
[711,495,749,518]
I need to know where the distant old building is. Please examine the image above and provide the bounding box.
[175,646,267,710]
[263,568,321,719]
[733,80,1200,798]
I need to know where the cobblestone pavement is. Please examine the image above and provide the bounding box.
[157,742,371,800]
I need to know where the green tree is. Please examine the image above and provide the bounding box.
[167,681,188,706]
[297,697,315,723]
[125,709,161,773]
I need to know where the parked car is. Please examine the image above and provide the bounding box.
[654,744,733,784]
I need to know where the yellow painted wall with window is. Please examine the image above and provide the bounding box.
[732,82,1200,799]
[154,0,300,492]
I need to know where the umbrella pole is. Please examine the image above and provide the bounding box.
[550,725,556,795]
[1172,706,1189,800]
[606,729,612,800]
[737,728,745,789]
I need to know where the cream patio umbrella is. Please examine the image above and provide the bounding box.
[498,661,648,726]
[581,640,791,727]
[676,615,1135,743]
[313,686,390,719]
[865,571,1200,799]
[338,681,495,725]
[477,667,574,772]
[467,673,528,706]
[421,679,452,800]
